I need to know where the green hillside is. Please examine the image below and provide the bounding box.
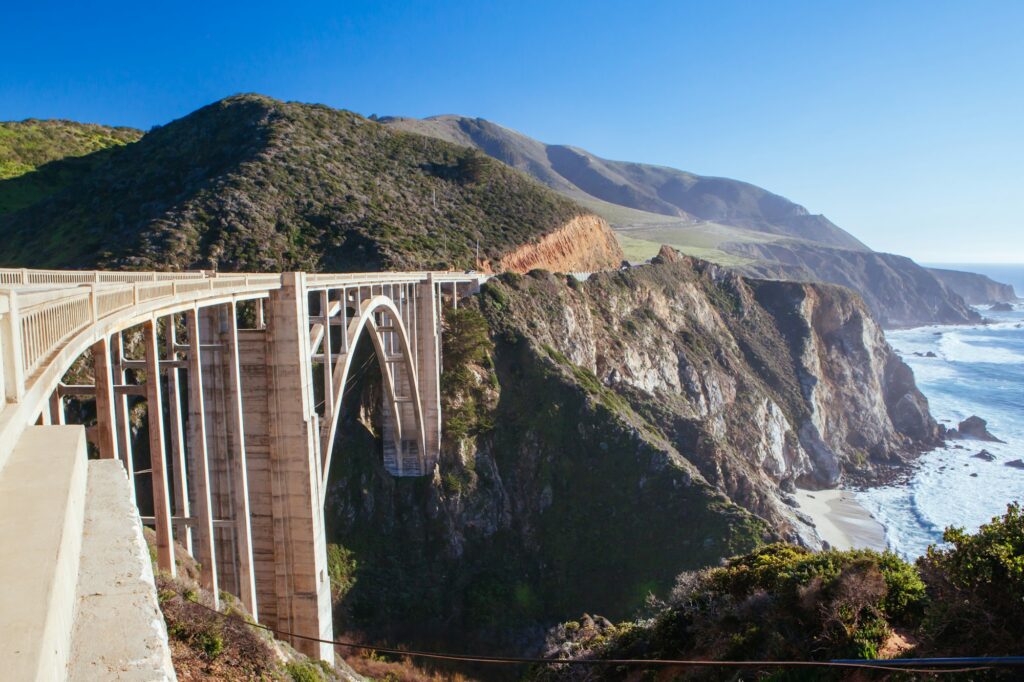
[0,96,587,271]
[0,119,141,213]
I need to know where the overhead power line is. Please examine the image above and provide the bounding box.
[183,596,1019,674]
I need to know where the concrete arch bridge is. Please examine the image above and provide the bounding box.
[0,267,485,676]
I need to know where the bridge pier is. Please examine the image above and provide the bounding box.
[262,273,334,663]
[417,275,443,464]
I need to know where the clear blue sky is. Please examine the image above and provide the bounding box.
[4,1,1022,262]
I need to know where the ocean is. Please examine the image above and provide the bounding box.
[857,264,1024,560]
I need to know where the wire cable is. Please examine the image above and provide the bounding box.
[182,596,1002,674]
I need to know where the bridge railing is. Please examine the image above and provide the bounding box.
[0,268,211,286]
[0,273,282,406]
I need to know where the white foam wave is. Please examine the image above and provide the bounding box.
[938,333,1024,364]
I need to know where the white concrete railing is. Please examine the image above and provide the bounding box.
[1,274,283,399]
[0,272,287,472]
[0,268,208,286]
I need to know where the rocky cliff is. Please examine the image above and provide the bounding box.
[927,266,1018,304]
[727,240,982,327]
[495,214,622,273]
[323,248,938,654]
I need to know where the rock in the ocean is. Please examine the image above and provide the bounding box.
[1005,459,1024,470]
[972,450,996,462]
[951,416,1006,443]
[989,302,1014,312]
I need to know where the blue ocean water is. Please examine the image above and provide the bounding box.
[857,266,1024,559]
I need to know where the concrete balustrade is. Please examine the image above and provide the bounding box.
[0,267,485,670]
[0,427,88,681]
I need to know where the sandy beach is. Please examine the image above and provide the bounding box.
[793,488,887,551]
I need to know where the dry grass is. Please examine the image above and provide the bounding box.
[342,649,480,682]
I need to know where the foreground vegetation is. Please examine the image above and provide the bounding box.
[534,503,1024,680]
[145,529,357,681]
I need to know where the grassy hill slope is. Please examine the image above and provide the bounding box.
[0,119,142,213]
[0,96,590,272]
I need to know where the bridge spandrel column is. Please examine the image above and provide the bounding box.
[200,306,239,596]
[91,336,118,461]
[416,276,442,469]
[264,272,334,664]
[143,318,175,576]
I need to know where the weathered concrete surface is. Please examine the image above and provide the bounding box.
[0,426,87,681]
[69,459,176,681]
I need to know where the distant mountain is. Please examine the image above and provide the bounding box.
[0,96,620,272]
[384,115,984,328]
[926,267,1018,304]
[383,115,868,251]
[0,119,141,214]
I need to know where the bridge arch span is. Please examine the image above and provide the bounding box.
[319,294,426,486]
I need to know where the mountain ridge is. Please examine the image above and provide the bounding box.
[382,115,869,250]
[383,114,988,328]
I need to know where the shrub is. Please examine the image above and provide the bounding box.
[285,659,329,682]
[918,502,1024,655]
[440,306,495,448]
[636,544,925,663]
[326,543,358,601]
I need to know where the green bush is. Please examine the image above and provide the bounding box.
[195,628,224,659]
[440,306,495,448]
[589,543,928,665]
[326,543,358,601]
[538,513,1024,679]
[918,502,1024,655]
[285,659,329,682]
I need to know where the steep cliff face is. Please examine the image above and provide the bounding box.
[323,249,938,654]
[728,240,982,327]
[927,267,1018,304]
[495,214,623,273]
[750,277,943,482]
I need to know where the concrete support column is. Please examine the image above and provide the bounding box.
[265,273,333,664]
[143,318,175,576]
[164,317,192,553]
[184,309,219,608]
[416,275,442,469]
[224,301,258,620]
[200,306,239,597]
[92,336,118,461]
[48,392,65,425]
[111,333,135,503]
